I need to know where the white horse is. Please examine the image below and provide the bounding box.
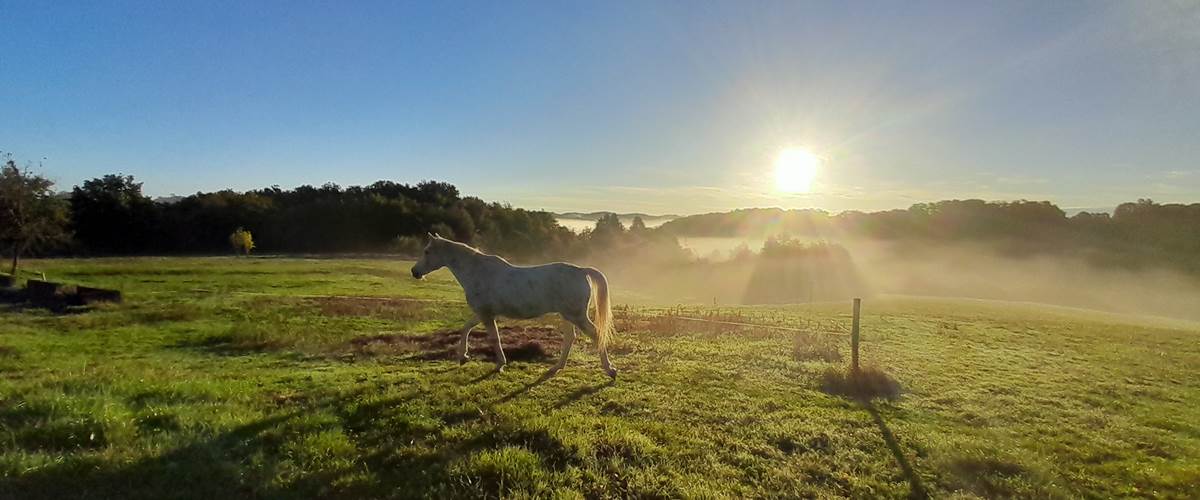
[410,234,617,378]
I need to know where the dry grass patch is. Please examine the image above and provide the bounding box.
[793,333,843,363]
[615,308,779,340]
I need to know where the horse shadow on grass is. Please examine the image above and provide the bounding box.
[551,379,615,410]
[441,368,594,426]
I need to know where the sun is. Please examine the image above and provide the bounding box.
[774,148,820,193]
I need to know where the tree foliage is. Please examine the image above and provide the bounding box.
[229,227,255,256]
[0,157,69,274]
[65,178,578,262]
[69,174,157,254]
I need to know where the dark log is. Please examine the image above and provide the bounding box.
[27,280,66,300]
[73,286,123,305]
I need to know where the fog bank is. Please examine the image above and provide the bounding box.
[603,236,1200,321]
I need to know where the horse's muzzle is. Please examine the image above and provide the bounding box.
[411,268,422,279]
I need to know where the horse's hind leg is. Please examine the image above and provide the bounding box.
[456,316,479,365]
[484,317,507,372]
[545,324,576,378]
[566,313,617,379]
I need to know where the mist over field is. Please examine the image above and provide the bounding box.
[851,240,1200,321]
[586,231,1200,322]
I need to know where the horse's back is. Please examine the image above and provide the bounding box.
[508,262,591,300]
[477,261,591,319]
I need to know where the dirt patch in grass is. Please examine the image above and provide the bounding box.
[820,366,902,400]
[347,325,562,362]
[309,296,428,321]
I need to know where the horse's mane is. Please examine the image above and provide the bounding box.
[436,238,509,264]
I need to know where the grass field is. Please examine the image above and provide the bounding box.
[2,257,1199,499]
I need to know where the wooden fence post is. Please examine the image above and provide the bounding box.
[851,298,861,372]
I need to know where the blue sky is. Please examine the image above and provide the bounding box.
[2,1,1198,214]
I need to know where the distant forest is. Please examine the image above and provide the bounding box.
[29,172,1200,278]
[659,201,1200,276]
[65,175,581,259]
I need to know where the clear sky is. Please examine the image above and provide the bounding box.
[2,1,1198,214]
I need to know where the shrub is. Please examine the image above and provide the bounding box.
[229,227,255,255]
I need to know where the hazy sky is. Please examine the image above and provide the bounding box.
[3,1,1198,214]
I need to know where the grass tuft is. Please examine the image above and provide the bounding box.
[451,446,549,496]
[820,366,902,400]
[15,417,109,451]
[793,333,843,362]
[944,453,1033,498]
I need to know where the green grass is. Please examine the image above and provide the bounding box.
[2,257,1198,498]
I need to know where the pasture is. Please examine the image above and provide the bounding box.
[1,257,1198,498]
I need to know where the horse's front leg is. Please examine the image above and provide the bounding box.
[484,317,507,372]
[457,316,480,365]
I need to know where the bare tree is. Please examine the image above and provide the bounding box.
[0,156,69,274]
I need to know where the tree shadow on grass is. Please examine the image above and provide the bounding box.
[170,333,283,357]
[2,367,620,500]
[4,385,484,499]
[3,391,367,500]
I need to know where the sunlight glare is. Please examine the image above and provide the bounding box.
[774,148,819,193]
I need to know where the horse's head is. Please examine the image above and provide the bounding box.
[411,233,447,279]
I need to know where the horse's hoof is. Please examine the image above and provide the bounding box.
[606,368,618,379]
[458,356,469,365]
[543,367,562,379]
[495,364,506,373]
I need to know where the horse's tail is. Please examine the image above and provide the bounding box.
[584,267,613,352]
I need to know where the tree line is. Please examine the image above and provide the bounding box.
[659,200,1200,276]
[3,153,1198,279]
[65,175,586,258]
[1,155,673,272]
